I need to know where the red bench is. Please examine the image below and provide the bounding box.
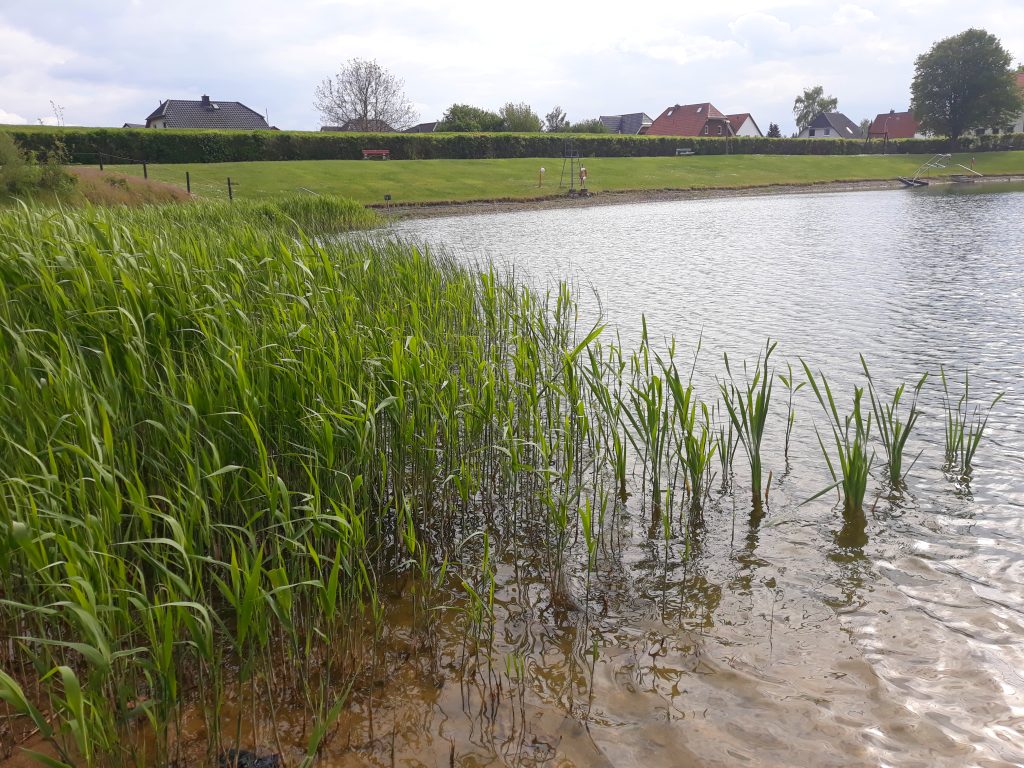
[362,149,390,160]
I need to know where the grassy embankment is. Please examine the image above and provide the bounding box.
[101,151,1024,204]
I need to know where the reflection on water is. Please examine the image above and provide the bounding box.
[382,185,1024,766]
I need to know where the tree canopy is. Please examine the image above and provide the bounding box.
[499,102,542,132]
[766,122,781,138]
[910,28,1023,143]
[792,86,838,132]
[436,104,503,132]
[544,106,568,132]
[314,58,417,131]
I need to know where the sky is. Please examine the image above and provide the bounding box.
[1,0,1022,136]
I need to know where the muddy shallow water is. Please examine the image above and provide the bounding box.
[386,184,1024,767]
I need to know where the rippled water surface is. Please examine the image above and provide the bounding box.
[384,185,1024,767]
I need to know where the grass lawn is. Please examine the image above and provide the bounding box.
[102,152,1024,205]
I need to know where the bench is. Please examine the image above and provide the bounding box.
[675,148,695,156]
[362,149,390,160]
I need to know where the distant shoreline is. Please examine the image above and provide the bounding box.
[383,175,1024,220]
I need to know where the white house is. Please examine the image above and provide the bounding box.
[727,113,763,137]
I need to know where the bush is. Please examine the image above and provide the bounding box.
[0,132,76,197]
[3,125,1023,165]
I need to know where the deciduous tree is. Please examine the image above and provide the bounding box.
[793,86,838,132]
[499,102,542,132]
[910,28,1023,143]
[436,104,503,132]
[544,106,568,132]
[314,58,417,131]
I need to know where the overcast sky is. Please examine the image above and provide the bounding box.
[1,0,1021,135]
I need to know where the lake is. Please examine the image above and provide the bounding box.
[379,184,1024,767]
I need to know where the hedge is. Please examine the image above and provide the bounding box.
[3,125,1024,164]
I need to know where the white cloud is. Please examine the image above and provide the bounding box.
[0,109,28,124]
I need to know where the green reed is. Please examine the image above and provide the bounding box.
[801,362,873,515]
[777,362,805,462]
[938,366,1005,476]
[861,356,927,487]
[720,340,777,515]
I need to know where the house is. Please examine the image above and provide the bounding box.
[647,103,735,137]
[404,121,439,133]
[599,113,653,135]
[726,113,763,137]
[321,119,396,132]
[122,122,144,129]
[975,73,1024,135]
[867,110,924,140]
[145,95,270,130]
[798,112,864,139]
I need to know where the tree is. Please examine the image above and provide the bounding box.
[436,104,503,132]
[499,102,542,132]
[567,118,608,133]
[859,118,872,136]
[766,122,781,138]
[792,85,838,132]
[545,106,568,132]
[314,58,417,131]
[910,28,1023,143]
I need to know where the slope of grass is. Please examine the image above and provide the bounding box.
[100,152,1024,204]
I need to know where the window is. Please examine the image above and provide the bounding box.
[703,125,709,135]
[717,125,723,135]
[809,128,815,137]
[824,128,830,136]
[667,109,674,117]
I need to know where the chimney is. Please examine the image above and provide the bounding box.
[201,95,211,108]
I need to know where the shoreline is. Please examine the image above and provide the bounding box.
[382,174,1024,220]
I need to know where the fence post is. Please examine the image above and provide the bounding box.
[98,154,104,172]
[186,171,191,195]
[227,177,233,202]
[142,161,148,180]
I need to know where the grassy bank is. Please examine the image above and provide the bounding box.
[100,152,1024,204]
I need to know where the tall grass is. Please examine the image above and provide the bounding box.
[0,200,597,765]
[939,366,1004,476]
[861,356,927,487]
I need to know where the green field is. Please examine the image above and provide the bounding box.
[102,152,1024,205]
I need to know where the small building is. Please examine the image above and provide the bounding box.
[647,103,735,137]
[145,95,270,130]
[726,113,763,137]
[798,112,864,140]
[599,113,653,135]
[404,121,439,133]
[321,119,396,132]
[867,110,924,140]
[122,122,144,129]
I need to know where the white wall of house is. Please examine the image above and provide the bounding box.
[974,113,1024,135]
[733,116,762,137]
[798,126,837,139]
[148,118,166,129]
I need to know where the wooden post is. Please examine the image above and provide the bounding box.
[228,177,233,202]
[186,171,191,194]
[142,161,148,180]
[98,154,104,171]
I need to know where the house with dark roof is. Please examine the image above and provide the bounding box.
[726,113,763,137]
[404,121,438,134]
[321,119,396,132]
[647,103,734,137]
[145,95,270,130]
[599,113,653,135]
[867,110,924,140]
[797,112,864,140]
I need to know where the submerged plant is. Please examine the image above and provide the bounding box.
[940,365,1004,475]
[801,361,873,515]
[720,339,777,516]
[861,356,928,487]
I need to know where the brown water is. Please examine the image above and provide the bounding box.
[385,184,1024,767]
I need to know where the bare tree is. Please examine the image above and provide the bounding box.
[314,58,417,131]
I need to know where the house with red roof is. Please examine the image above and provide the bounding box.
[727,113,763,137]
[647,103,735,137]
[867,110,924,140]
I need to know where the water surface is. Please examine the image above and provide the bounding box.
[385,184,1024,767]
